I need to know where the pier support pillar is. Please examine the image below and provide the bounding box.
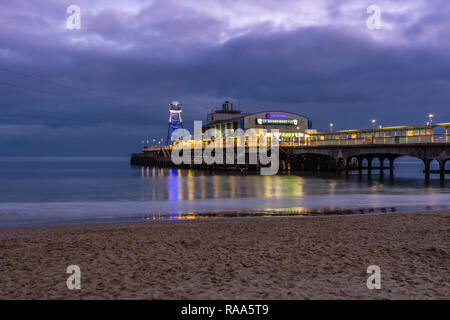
[379,157,385,176]
[337,158,345,174]
[423,159,431,181]
[389,157,395,178]
[281,160,286,171]
[358,157,363,176]
[439,160,446,181]
[367,157,373,177]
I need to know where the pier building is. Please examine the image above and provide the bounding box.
[203,101,312,145]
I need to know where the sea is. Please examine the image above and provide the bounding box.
[0,156,448,226]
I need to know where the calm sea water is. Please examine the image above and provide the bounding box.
[0,157,449,226]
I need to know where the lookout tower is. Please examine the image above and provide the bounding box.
[167,101,183,144]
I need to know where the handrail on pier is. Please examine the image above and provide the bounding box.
[141,122,450,151]
[307,123,449,146]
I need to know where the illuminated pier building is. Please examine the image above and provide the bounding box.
[133,100,450,180]
[203,101,313,145]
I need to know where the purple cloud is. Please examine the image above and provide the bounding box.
[0,0,449,155]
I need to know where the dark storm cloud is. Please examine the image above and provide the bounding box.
[0,0,449,155]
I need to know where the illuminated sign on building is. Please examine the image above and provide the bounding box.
[279,132,304,138]
[265,113,288,119]
[271,132,304,138]
[256,118,298,125]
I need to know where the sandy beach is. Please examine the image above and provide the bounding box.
[0,211,449,300]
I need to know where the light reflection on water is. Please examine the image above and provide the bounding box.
[0,156,448,226]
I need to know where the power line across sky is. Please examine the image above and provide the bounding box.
[0,66,139,108]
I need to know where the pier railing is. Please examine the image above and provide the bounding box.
[306,123,449,147]
[142,123,450,150]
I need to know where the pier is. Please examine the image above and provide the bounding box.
[131,123,450,180]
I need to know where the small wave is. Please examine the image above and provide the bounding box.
[0,193,449,226]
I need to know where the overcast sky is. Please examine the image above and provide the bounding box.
[1,0,449,156]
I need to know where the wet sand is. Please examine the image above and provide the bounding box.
[0,211,449,299]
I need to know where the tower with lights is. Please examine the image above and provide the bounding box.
[167,101,183,144]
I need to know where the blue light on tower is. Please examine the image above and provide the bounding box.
[167,101,183,144]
